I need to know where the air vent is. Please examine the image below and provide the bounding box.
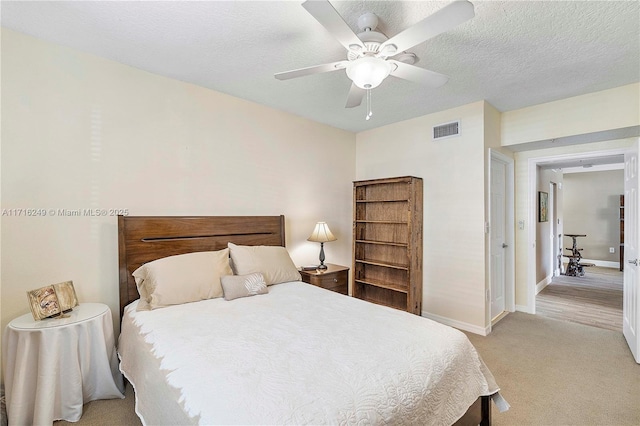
[433,121,460,140]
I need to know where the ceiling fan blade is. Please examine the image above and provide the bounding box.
[302,0,364,51]
[275,60,348,80]
[345,83,365,108]
[380,0,474,53]
[388,60,449,88]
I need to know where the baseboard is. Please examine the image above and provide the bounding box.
[580,259,620,269]
[536,275,553,295]
[491,311,510,326]
[421,311,489,336]
[516,304,534,314]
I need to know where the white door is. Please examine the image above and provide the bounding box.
[491,158,506,320]
[624,142,640,363]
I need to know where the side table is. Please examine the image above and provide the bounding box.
[2,302,125,425]
[299,263,349,295]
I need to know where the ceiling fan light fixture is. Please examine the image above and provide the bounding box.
[346,56,392,89]
[378,44,398,56]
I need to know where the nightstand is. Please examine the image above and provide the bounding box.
[299,263,349,295]
[3,303,125,424]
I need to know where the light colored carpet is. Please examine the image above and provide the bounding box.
[54,384,140,426]
[50,312,639,426]
[465,312,640,426]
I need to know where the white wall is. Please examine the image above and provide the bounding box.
[356,101,488,332]
[0,29,356,338]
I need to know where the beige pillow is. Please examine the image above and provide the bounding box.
[228,243,301,285]
[132,249,232,310]
[221,273,268,301]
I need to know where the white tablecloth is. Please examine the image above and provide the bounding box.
[2,303,125,425]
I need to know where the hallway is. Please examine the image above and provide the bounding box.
[536,266,623,332]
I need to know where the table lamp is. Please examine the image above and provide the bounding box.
[307,222,337,270]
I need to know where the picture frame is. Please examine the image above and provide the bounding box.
[538,191,549,222]
[27,280,78,320]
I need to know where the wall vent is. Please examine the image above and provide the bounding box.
[433,121,460,140]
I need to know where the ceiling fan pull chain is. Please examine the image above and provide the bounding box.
[366,89,373,120]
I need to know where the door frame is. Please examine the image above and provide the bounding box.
[526,147,629,314]
[488,149,515,331]
[549,181,560,277]
[623,141,640,363]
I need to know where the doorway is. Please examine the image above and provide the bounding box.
[526,146,640,362]
[537,169,624,331]
[526,148,628,314]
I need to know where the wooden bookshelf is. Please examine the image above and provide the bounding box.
[352,176,423,314]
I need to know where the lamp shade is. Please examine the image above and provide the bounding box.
[307,222,337,243]
[346,56,392,89]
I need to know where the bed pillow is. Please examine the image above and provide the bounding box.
[132,249,232,311]
[228,242,301,285]
[221,273,268,301]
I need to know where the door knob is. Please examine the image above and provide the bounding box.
[628,259,639,266]
[502,243,508,248]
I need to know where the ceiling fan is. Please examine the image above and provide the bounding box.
[275,0,475,110]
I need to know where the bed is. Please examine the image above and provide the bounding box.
[117,215,505,425]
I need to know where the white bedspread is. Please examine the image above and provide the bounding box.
[119,281,499,425]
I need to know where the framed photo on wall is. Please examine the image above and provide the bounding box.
[538,191,549,222]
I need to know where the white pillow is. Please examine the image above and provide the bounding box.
[221,273,268,301]
[228,243,301,285]
[132,249,232,311]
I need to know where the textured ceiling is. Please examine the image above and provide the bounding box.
[1,1,639,133]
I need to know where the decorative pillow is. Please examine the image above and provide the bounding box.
[132,249,232,311]
[228,243,301,285]
[221,273,268,301]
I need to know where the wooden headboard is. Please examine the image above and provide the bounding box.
[117,215,286,318]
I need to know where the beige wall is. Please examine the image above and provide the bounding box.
[0,29,356,339]
[563,169,624,263]
[502,83,640,146]
[356,101,488,332]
